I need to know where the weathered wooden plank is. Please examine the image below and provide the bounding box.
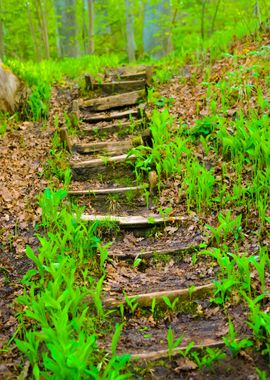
[130,339,233,361]
[104,66,153,85]
[80,90,145,112]
[68,184,148,196]
[109,244,200,259]
[81,107,143,123]
[72,140,132,155]
[71,154,135,179]
[103,283,214,308]
[85,75,146,94]
[80,214,185,228]
[81,120,142,135]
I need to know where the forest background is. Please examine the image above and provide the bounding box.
[0,0,269,64]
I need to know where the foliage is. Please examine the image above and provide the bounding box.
[16,189,131,378]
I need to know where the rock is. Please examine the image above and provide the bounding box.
[0,62,25,113]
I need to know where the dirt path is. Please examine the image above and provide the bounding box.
[63,63,269,378]
[1,34,269,378]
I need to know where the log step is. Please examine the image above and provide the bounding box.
[79,90,145,112]
[92,283,214,308]
[81,107,144,123]
[108,243,201,259]
[85,76,146,94]
[80,214,186,228]
[72,140,132,155]
[105,66,153,85]
[68,184,148,196]
[130,339,243,362]
[71,154,135,179]
[71,153,134,170]
[80,120,142,136]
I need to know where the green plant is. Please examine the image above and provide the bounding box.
[223,320,253,357]
[192,347,226,369]
[167,327,183,359]
[162,296,179,311]
[124,294,139,315]
[256,368,267,380]
[207,211,242,243]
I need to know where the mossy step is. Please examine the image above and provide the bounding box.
[80,106,144,123]
[68,184,148,196]
[80,120,143,136]
[72,140,132,155]
[108,244,201,259]
[85,75,146,94]
[79,90,146,112]
[102,283,214,308]
[80,213,187,228]
[71,154,135,179]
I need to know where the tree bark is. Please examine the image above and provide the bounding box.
[125,0,136,62]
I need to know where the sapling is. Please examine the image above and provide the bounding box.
[167,327,183,359]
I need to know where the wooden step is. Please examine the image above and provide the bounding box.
[79,90,145,112]
[109,243,200,259]
[72,140,132,155]
[71,154,135,178]
[85,75,146,94]
[130,339,234,362]
[81,120,142,136]
[87,283,214,308]
[105,66,153,85]
[80,214,186,228]
[81,107,144,123]
[68,184,148,196]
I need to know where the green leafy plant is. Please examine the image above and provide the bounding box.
[192,347,226,369]
[167,327,183,359]
[162,296,179,311]
[223,320,253,357]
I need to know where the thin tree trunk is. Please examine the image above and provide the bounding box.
[0,0,4,59]
[201,0,207,40]
[125,0,136,61]
[210,0,222,34]
[88,0,94,54]
[35,0,50,59]
[27,3,41,61]
[162,0,173,55]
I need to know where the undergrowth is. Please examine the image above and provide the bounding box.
[15,188,131,379]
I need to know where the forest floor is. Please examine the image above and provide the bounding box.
[0,32,270,379]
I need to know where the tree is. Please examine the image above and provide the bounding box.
[54,0,79,57]
[88,0,94,53]
[125,0,135,61]
[33,0,50,59]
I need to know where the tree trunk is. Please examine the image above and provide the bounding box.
[35,0,50,59]
[0,0,4,59]
[125,0,136,62]
[88,0,94,54]
[210,0,222,34]
[201,0,207,40]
